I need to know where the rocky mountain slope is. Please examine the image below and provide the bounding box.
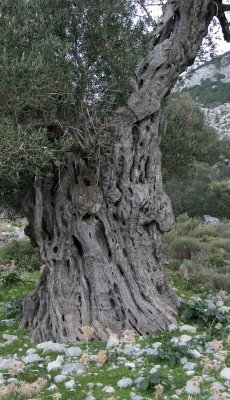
[173,51,230,137]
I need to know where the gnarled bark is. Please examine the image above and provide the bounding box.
[21,0,227,342]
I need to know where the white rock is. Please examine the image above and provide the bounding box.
[180,325,196,334]
[3,334,18,342]
[130,393,144,400]
[211,382,226,391]
[54,374,68,384]
[220,368,230,381]
[26,348,36,355]
[107,336,119,348]
[66,346,83,357]
[203,215,220,224]
[64,379,76,390]
[62,362,86,375]
[152,342,162,349]
[186,371,195,376]
[189,349,202,359]
[185,380,201,394]
[47,384,57,391]
[103,386,115,393]
[219,306,230,314]
[7,378,19,384]
[149,365,161,374]
[47,356,63,372]
[43,343,66,355]
[168,323,178,332]
[180,335,192,343]
[0,358,22,371]
[184,362,197,371]
[125,362,136,369]
[36,341,54,350]
[117,378,133,388]
[22,353,42,364]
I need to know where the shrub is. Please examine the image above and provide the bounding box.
[0,240,41,271]
[169,237,200,260]
[207,254,226,268]
[175,217,200,236]
[191,224,220,238]
[210,239,230,252]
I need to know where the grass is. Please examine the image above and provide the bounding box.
[0,217,229,399]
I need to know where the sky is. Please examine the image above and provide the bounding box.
[147,2,230,57]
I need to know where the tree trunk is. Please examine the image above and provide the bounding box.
[21,0,217,343]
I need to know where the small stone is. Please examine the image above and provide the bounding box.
[189,349,202,359]
[0,358,22,371]
[22,354,42,364]
[54,374,68,384]
[130,393,144,400]
[219,306,230,314]
[180,325,196,334]
[103,386,115,393]
[66,347,83,357]
[26,348,36,355]
[125,362,136,369]
[37,341,54,350]
[47,384,57,391]
[149,365,161,374]
[183,362,197,371]
[3,334,18,342]
[64,379,76,390]
[117,378,133,388]
[168,323,178,332]
[62,362,86,376]
[152,342,162,349]
[186,371,195,376]
[220,368,230,381]
[185,379,201,394]
[7,378,19,384]
[47,356,64,372]
[107,336,119,348]
[180,335,192,343]
[43,343,66,355]
[211,382,225,391]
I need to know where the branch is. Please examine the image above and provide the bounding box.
[217,5,230,42]
[136,0,157,26]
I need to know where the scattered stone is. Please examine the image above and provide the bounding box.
[117,378,133,388]
[47,384,57,391]
[125,362,136,369]
[66,347,83,357]
[7,378,19,384]
[22,353,42,364]
[188,349,202,359]
[183,362,197,371]
[107,336,119,348]
[130,393,144,400]
[47,356,63,372]
[203,215,220,224]
[220,368,230,381]
[62,362,86,376]
[26,348,36,355]
[43,343,66,355]
[103,386,115,393]
[179,325,196,334]
[36,341,54,351]
[185,379,201,394]
[64,379,76,390]
[2,334,18,343]
[0,358,21,371]
[54,374,68,384]
[179,335,192,343]
[211,382,226,391]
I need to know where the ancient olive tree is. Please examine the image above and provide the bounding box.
[1,0,230,342]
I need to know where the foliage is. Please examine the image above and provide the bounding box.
[138,372,161,392]
[0,240,41,271]
[162,95,221,180]
[168,237,200,261]
[0,272,22,287]
[0,0,149,210]
[3,300,23,320]
[180,298,230,328]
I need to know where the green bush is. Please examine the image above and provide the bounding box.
[169,237,200,261]
[207,254,226,268]
[191,224,220,238]
[0,240,41,271]
[210,239,230,252]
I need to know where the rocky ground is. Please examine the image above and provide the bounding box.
[0,220,229,400]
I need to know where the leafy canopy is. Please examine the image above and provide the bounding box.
[0,0,149,209]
